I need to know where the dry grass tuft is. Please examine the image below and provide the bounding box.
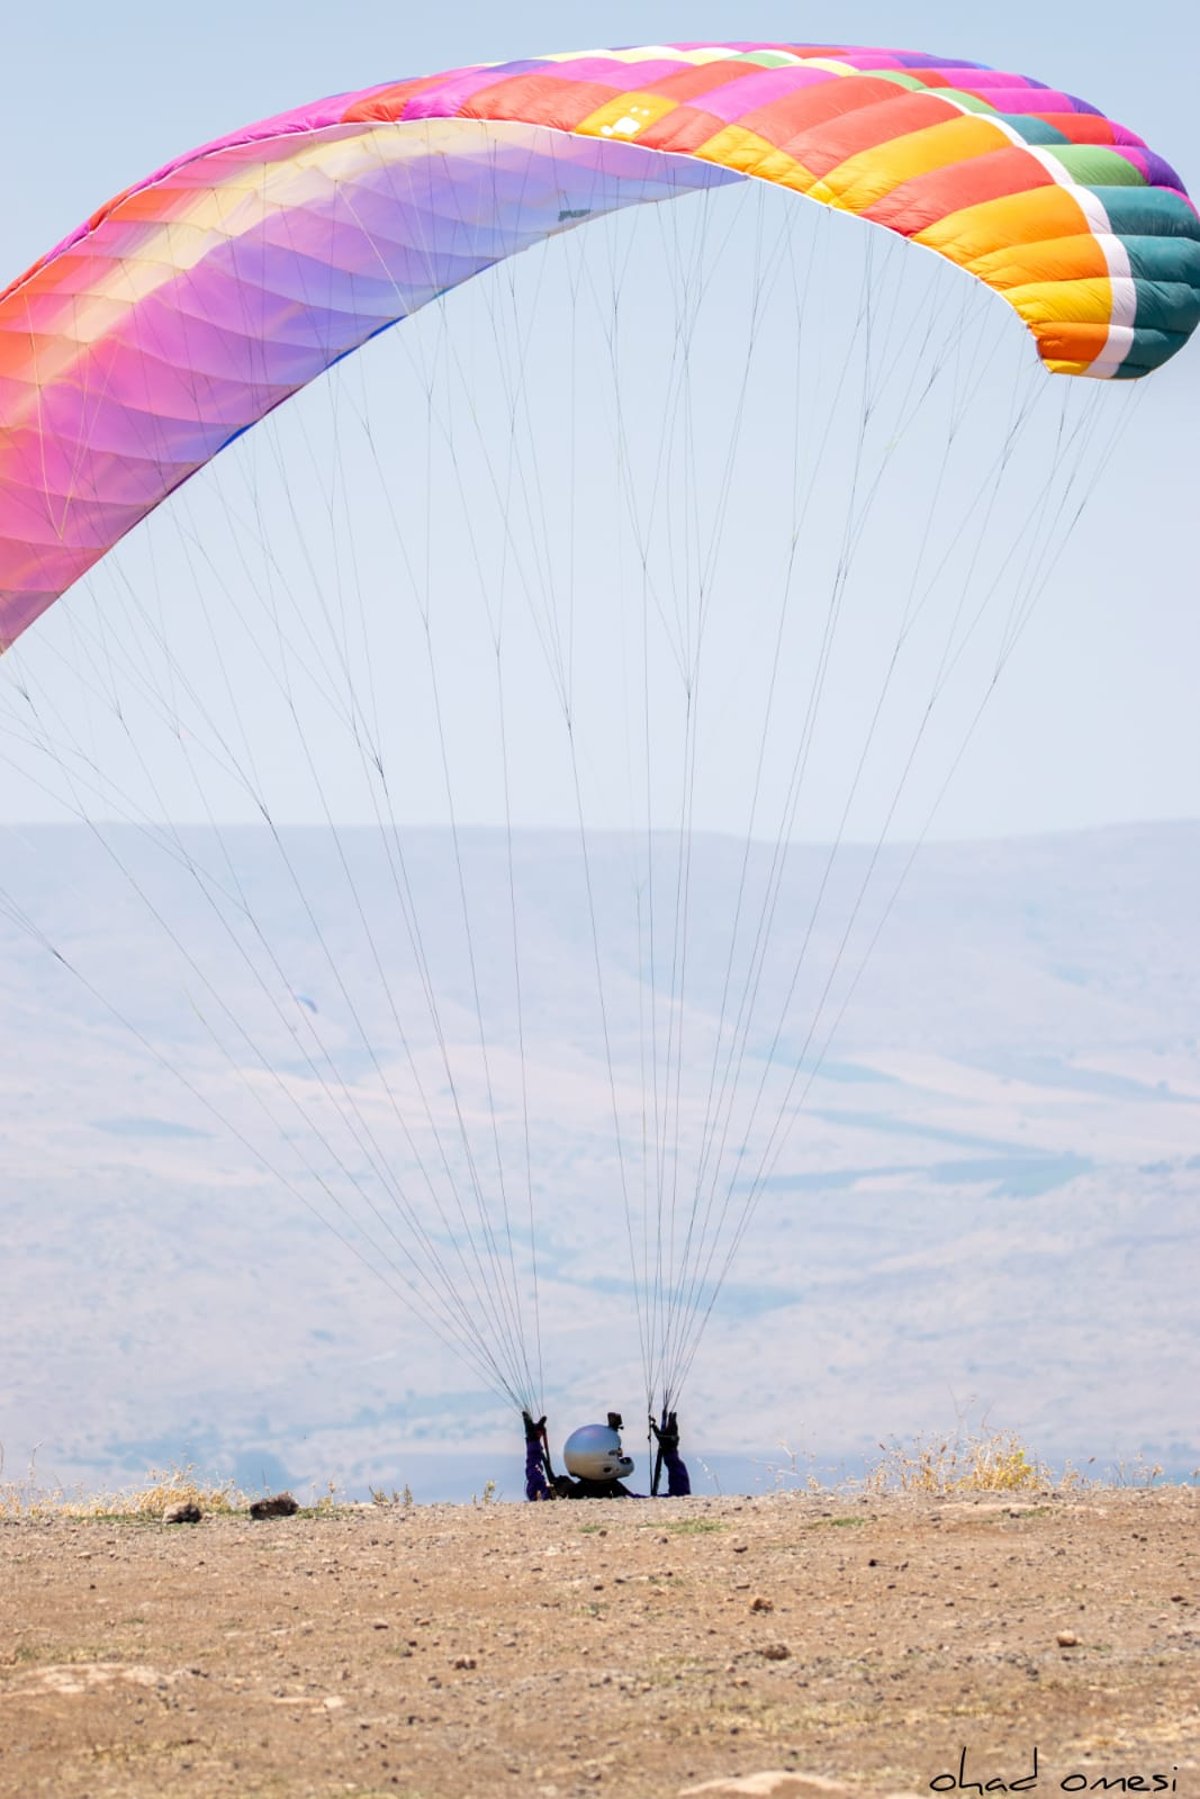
[761,1422,1067,1497]
[866,1428,1054,1494]
[70,1467,248,1520]
[303,1479,343,1518]
[0,1452,246,1521]
[369,1483,415,1509]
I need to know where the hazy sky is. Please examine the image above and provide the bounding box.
[1,0,1197,839]
[2,1,1197,1487]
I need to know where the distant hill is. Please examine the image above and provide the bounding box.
[2,820,1196,1498]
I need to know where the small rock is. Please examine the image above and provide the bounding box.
[249,1493,299,1520]
[1055,1631,1080,1648]
[759,1642,790,1661]
[163,1503,202,1526]
[750,1595,774,1613]
[371,1619,390,1630]
[452,1655,477,1670]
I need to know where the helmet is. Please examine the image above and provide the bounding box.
[563,1422,635,1483]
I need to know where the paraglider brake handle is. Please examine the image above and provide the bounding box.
[522,1410,555,1476]
[649,1409,680,1449]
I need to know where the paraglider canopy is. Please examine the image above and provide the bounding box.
[1,43,1197,646]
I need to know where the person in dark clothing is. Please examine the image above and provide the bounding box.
[552,1472,641,1499]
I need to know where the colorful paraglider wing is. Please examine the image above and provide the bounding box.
[2,43,1197,648]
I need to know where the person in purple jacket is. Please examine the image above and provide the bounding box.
[523,1410,555,1501]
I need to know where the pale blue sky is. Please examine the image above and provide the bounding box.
[2,1,1198,838]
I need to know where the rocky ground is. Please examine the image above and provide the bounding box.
[2,1487,1197,1799]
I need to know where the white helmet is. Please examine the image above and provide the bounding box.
[563,1422,635,1483]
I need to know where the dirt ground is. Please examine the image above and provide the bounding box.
[1,1487,1197,1799]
